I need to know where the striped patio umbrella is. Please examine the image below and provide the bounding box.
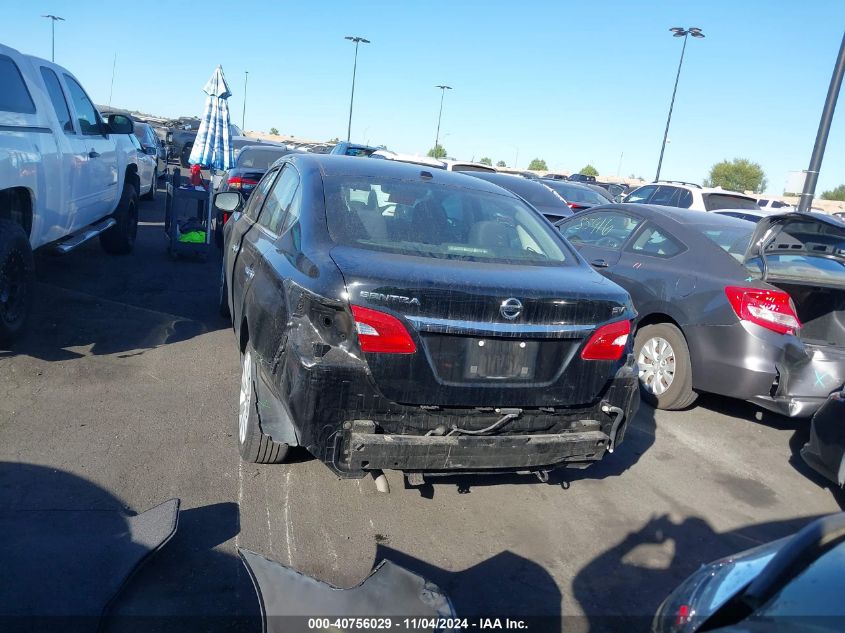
[189,66,234,171]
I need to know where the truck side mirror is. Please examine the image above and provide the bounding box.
[107,114,134,135]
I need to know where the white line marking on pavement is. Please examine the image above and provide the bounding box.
[283,470,294,565]
[236,460,243,549]
[264,473,275,559]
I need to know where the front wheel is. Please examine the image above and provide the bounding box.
[634,323,697,410]
[238,341,289,464]
[100,181,139,254]
[0,219,35,345]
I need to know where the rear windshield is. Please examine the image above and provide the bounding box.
[324,176,571,265]
[697,223,754,261]
[544,181,609,205]
[0,54,36,114]
[236,148,289,169]
[703,193,760,211]
[746,255,845,282]
[344,147,375,157]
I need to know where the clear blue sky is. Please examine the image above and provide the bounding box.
[3,1,844,193]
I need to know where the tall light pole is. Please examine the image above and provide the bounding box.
[655,26,704,182]
[345,36,370,142]
[41,14,65,62]
[434,85,452,157]
[797,32,845,212]
[242,71,249,131]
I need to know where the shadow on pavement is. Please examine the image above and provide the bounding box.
[0,461,259,633]
[571,512,825,632]
[406,400,656,498]
[0,193,227,361]
[376,545,561,630]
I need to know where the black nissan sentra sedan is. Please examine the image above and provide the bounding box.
[214,154,639,480]
[556,205,845,417]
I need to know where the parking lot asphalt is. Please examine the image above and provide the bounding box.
[1,179,844,632]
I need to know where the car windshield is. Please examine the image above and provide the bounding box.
[544,181,609,205]
[236,148,289,169]
[703,193,760,211]
[324,176,571,265]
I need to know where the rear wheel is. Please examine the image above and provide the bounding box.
[100,181,139,254]
[634,323,697,410]
[0,219,34,345]
[238,341,289,464]
[141,170,157,201]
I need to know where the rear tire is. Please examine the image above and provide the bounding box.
[141,170,157,201]
[634,323,697,410]
[100,181,139,254]
[238,341,289,464]
[0,219,34,346]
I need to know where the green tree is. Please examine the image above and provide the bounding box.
[479,157,493,166]
[703,158,767,193]
[580,164,598,177]
[269,127,279,135]
[821,184,845,201]
[496,160,507,167]
[427,144,447,158]
[527,158,547,171]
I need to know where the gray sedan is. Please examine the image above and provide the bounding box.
[557,204,845,417]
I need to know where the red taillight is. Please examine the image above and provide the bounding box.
[227,176,258,189]
[581,321,631,360]
[724,286,801,335]
[676,604,692,627]
[581,320,631,360]
[222,212,231,224]
[351,305,416,354]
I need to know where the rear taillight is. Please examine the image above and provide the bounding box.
[222,212,231,225]
[724,286,801,335]
[227,176,258,189]
[351,305,416,354]
[581,320,631,361]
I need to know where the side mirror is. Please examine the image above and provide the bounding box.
[214,191,242,212]
[107,114,134,135]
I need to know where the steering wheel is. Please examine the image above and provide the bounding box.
[597,236,622,249]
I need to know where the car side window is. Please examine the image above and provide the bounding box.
[648,186,681,207]
[624,185,656,204]
[39,67,73,132]
[257,166,299,234]
[0,54,36,114]
[629,225,684,258]
[243,168,279,221]
[559,211,642,251]
[677,189,693,208]
[63,75,101,135]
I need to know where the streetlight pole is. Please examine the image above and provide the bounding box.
[797,32,845,213]
[345,36,370,142]
[434,85,452,157]
[242,71,249,131]
[655,27,704,182]
[41,14,64,62]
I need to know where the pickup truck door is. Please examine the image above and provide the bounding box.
[61,74,119,229]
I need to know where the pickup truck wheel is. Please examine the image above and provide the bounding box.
[180,144,193,168]
[634,323,697,410]
[238,341,288,464]
[100,182,139,255]
[141,170,157,201]
[0,219,34,345]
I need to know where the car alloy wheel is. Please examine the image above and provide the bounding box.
[239,348,252,444]
[638,336,676,396]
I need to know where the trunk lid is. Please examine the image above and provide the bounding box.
[744,212,845,289]
[330,245,633,407]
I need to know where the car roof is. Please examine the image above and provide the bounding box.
[642,181,757,199]
[285,154,517,197]
[585,203,755,230]
[541,179,597,192]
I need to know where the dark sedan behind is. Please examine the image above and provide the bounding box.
[466,171,573,222]
[216,155,640,481]
[542,179,612,211]
[557,204,845,417]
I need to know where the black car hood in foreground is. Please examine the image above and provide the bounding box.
[745,212,845,265]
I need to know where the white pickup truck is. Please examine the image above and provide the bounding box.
[0,42,141,345]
